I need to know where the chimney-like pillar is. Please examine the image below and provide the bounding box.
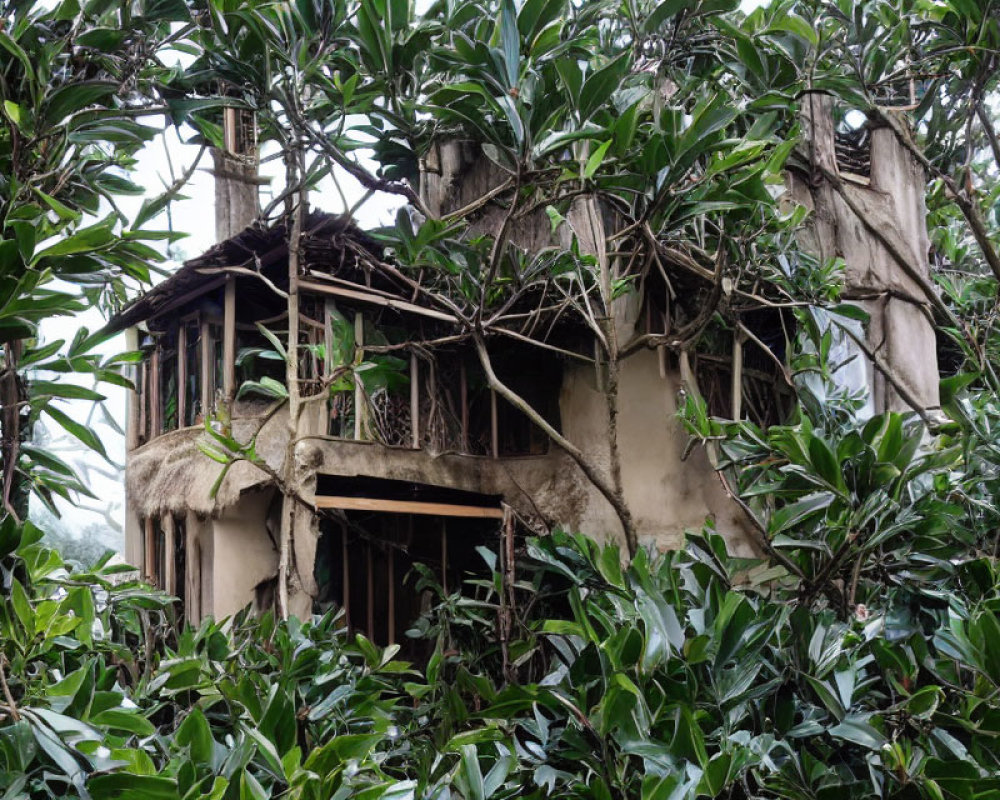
[213,106,259,242]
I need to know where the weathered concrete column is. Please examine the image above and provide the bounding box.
[212,107,259,242]
[790,92,940,414]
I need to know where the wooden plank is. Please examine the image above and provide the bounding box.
[177,324,188,427]
[316,496,504,519]
[200,316,212,419]
[298,279,457,323]
[223,276,237,400]
[354,312,364,440]
[410,352,420,448]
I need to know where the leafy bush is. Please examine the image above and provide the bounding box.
[6,402,1000,800]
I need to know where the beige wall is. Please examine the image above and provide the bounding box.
[209,488,279,620]
[558,350,755,555]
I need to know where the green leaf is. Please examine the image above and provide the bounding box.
[827,715,886,750]
[42,403,108,459]
[583,140,613,179]
[578,53,630,121]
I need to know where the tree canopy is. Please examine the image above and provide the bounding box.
[6,0,1000,798]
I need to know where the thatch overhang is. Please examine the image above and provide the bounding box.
[104,212,424,334]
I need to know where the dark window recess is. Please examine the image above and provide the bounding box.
[314,511,496,658]
[493,352,561,456]
[160,335,179,433]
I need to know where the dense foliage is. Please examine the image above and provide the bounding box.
[6,462,1000,799]
[7,0,1000,798]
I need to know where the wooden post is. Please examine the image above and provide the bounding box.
[150,344,161,436]
[144,517,155,583]
[223,276,237,401]
[163,514,176,595]
[200,316,212,419]
[490,389,499,459]
[138,363,147,442]
[323,300,334,377]
[177,324,187,427]
[186,524,200,624]
[354,311,364,440]
[410,352,420,448]
[460,361,468,453]
[126,328,140,450]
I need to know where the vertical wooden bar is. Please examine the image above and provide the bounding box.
[440,519,448,595]
[490,389,499,459]
[200,316,212,419]
[224,107,238,153]
[144,517,155,583]
[186,521,200,624]
[126,328,140,450]
[150,344,162,436]
[410,352,420,448]
[163,514,176,595]
[366,541,374,639]
[137,362,147,445]
[341,522,350,629]
[177,324,187,427]
[223,277,237,400]
[354,312,365,440]
[323,300,334,377]
[460,361,468,453]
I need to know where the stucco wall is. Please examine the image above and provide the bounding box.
[209,488,279,620]
[559,350,755,555]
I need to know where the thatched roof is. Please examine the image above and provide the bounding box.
[126,405,289,518]
[106,212,392,334]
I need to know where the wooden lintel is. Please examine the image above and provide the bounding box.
[299,279,457,323]
[316,496,504,519]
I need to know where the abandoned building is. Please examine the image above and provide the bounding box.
[108,92,941,637]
